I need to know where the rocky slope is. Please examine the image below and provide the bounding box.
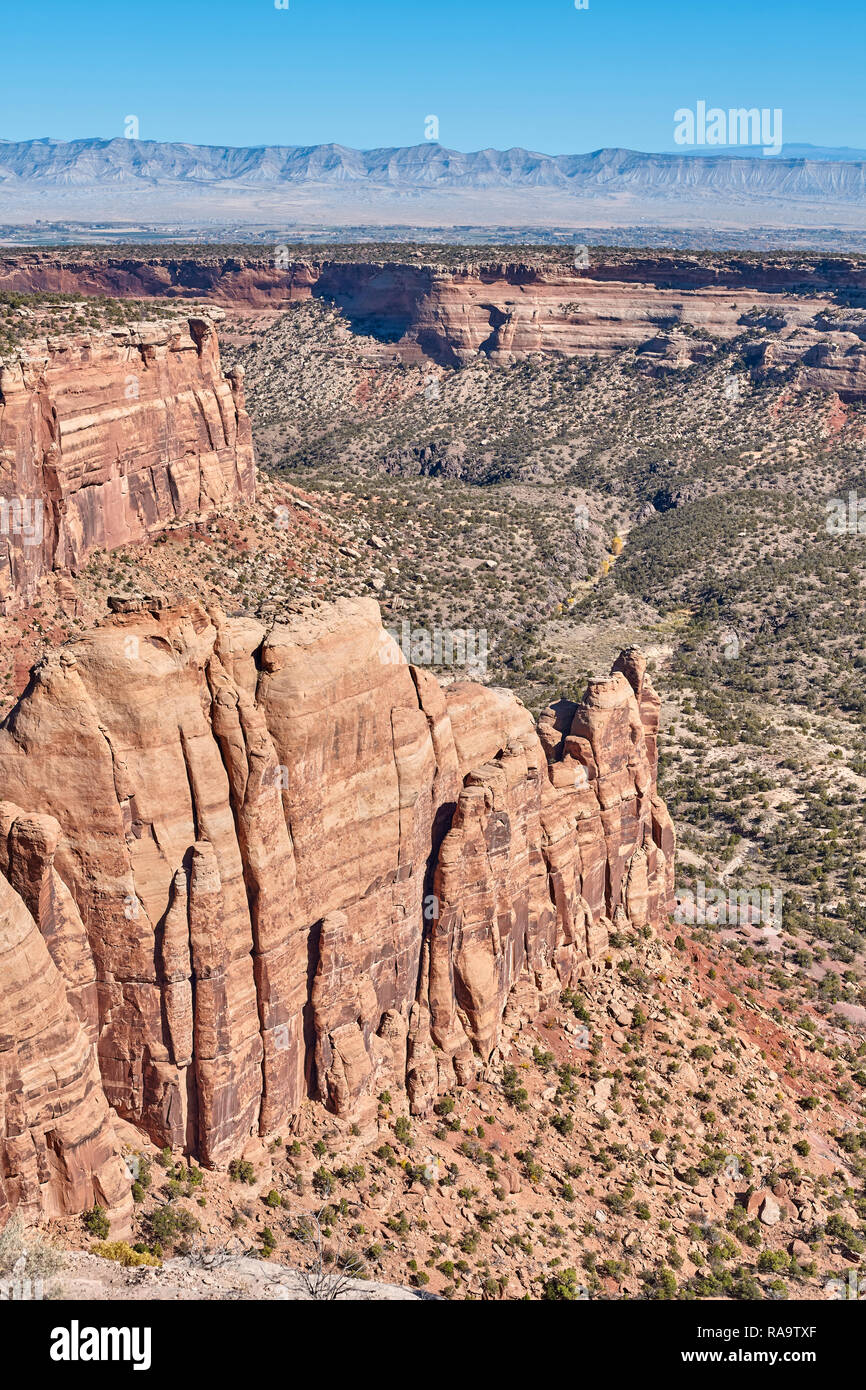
[28,907,865,1303]
[0,314,255,612]
[0,592,673,1229]
[3,249,866,396]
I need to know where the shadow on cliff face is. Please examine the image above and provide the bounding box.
[311,263,436,345]
[477,303,511,356]
[303,917,324,1099]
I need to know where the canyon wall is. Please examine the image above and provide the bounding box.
[0,596,674,1225]
[3,252,866,394]
[0,809,134,1232]
[0,315,255,612]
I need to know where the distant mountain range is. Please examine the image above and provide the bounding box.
[2,137,866,189]
[1,138,865,233]
[678,143,866,162]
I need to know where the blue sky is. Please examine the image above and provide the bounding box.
[2,0,863,153]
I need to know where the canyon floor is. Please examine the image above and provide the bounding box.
[1,262,865,1300]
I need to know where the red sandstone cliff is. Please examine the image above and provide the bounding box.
[0,316,255,612]
[0,597,673,1226]
[0,805,133,1232]
[2,251,864,395]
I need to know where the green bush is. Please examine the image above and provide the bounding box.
[82,1205,110,1239]
[501,1065,529,1111]
[228,1158,256,1184]
[393,1116,413,1144]
[543,1267,584,1300]
[149,1203,200,1248]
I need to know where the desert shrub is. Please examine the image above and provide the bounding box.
[82,1206,110,1239]
[642,1265,678,1299]
[393,1116,413,1145]
[149,1203,200,1248]
[543,1267,584,1300]
[91,1241,160,1268]
[228,1158,256,1184]
[260,1227,276,1256]
[0,1212,64,1282]
[757,1250,790,1273]
[312,1168,334,1197]
[501,1065,529,1111]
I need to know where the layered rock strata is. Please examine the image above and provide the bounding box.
[0,316,255,612]
[3,252,865,395]
[0,596,674,1225]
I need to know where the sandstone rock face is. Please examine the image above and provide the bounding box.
[0,596,674,1220]
[2,252,864,395]
[0,316,254,612]
[0,811,132,1232]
